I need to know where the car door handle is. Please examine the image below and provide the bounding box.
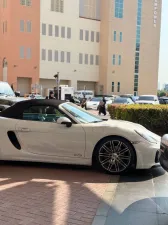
[19,128,30,132]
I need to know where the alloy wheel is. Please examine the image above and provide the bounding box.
[98,140,131,173]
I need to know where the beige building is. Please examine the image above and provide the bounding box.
[39,0,162,96]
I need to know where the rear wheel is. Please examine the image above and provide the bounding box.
[93,137,136,174]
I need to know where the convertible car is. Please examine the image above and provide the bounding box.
[0,99,160,174]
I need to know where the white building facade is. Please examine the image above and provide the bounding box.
[40,0,100,95]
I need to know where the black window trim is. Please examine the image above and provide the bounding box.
[21,104,76,124]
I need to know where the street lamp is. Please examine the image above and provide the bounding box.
[54,72,59,100]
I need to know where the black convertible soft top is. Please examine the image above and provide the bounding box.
[0,99,65,119]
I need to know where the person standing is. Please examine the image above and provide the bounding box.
[49,91,55,99]
[70,96,75,103]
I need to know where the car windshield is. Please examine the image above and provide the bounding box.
[113,98,127,103]
[61,103,103,124]
[139,96,155,101]
[0,82,15,97]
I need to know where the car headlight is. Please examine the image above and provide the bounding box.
[135,130,157,143]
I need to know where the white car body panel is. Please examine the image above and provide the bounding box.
[136,95,159,105]
[0,114,160,169]
[86,100,112,110]
[136,100,159,105]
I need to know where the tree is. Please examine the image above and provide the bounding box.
[157,90,167,97]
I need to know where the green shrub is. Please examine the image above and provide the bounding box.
[108,104,168,135]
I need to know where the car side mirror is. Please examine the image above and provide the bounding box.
[57,117,72,128]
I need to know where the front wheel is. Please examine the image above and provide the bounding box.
[93,137,136,174]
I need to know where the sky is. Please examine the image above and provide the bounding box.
[158,0,168,88]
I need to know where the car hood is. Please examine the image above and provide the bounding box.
[96,119,144,130]
[91,119,160,141]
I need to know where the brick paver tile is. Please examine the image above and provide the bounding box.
[0,164,112,225]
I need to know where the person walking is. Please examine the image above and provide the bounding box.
[98,97,106,116]
[81,98,87,110]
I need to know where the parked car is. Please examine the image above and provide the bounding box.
[0,99,160,174]
[86,97,113,110]
[27,94,45,99]
[113,97,134,105]
[159,97,168,104]
[120,95,139,103]
[0,82,27,111]
[159,134,168,172]
[136,95,159,105]
[74,90,94,99]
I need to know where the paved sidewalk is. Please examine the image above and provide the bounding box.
[89,110,111,120]
[0,163,117,225]
[92,167,168,225]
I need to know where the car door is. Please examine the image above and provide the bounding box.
[15,105,85,158]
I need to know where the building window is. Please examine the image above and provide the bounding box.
[48,50,52,61]
[20,0,25,5]
[42,23,46,35]
[79,0,101,20]
[60,0,64,13]
[26,48,31,59]
[67,52,71,63]
[113,31,116,41]
[90,55,94,65]
[61,27,65,38]
[51,0,64,13]
[3,0,7,8]
[2,22,5,33]
[20,46,24,58]
[27,21,31,32]
[96,55,99,65]
[54,50,59,61]
[118,55,121,65]
[112,54,116,65]
[67,27,71,39]
[26,0,31,6]
[85,30,89,41]
[61,51,64,62]
[5,21,7,32]
[119,32,122,42]
[91,31,94,42]
[49,24,53,36]
[20,20,24,32]
[55,25,59,37]
[112,82,114,92]
[85,54,88,64]
[96,32,100,42]
[115,0,124,18]
[79,53,83,64]
[80,29,83,40]
[117,82,120,92]
[42,49,46,60]
[134,0,142,94]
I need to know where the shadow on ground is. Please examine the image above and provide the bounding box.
[0,161,167,225]
[0,161,113,225]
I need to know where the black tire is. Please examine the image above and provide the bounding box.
[93,136,136,174]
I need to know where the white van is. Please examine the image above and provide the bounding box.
[74,90,94,99]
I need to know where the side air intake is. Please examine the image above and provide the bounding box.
[7,131,21,150]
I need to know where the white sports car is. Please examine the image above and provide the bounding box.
[0,99,160,174]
